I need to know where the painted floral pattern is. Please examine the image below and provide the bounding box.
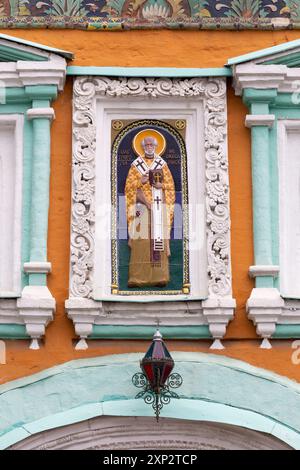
[0,0,297,26]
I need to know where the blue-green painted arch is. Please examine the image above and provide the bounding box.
[0,352,300,449]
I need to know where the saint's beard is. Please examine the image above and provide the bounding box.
[144,151,155,158]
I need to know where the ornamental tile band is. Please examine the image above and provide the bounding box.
[0,0,297,29]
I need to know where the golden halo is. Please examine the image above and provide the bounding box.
[133,129,166,157]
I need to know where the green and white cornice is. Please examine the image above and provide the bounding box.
[230,40,300,96]
[0,35,72,91]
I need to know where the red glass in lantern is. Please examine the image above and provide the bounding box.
[140,330,174,393]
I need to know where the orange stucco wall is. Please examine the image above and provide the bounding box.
[1,29,300,385]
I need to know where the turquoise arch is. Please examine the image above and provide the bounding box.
[0,352,300,449]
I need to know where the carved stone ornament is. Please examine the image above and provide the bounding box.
[71,76,232,300]
[9,416,291,451]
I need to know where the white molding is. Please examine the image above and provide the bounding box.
[202,297,236,349]
[232,63,286,96]
[245,115,275,128]
[249,265,279,278]
[278,119,300,299]
[23,262,52,274]
[26,108,55,121]
[0,115,23,297]
[0,38,67,91]
[0,57,67,91]
[17,286,55,349]
[232,63,300,96]
[247,288,284,348]
[66,296,236,349]
[0,286,55,349]
[93,103,206,301]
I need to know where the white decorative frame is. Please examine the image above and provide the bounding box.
[278,119,300,299]
[66,76,236,349]
[0,115,23,297]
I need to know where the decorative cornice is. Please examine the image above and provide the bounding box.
[71,76,232,301]
[245,115,275,128]
[0,57,67,91]
[233,63,300,97]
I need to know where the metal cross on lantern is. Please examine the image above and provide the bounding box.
[132,329,183,421]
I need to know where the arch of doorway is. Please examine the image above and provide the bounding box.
[0,352,300,449]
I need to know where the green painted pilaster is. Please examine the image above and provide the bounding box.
[243,89,277,288]
[28,99,53,286]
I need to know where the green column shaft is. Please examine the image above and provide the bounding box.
[251,125,273,288]
[29,101,51,286]
[243,90,278,289]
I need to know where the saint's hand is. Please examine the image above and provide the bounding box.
[141,174,149,184]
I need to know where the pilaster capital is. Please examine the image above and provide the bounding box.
[23,262,52,274]
[27,107,55,121]
[249,265,279,278]
[242,87,278,105]
[245,115,275,128]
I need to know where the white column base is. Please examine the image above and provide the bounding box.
[202,297,236,349]
[247,288,284,347]
[17,285,55,349]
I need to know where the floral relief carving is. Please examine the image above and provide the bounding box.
[71,76,231,298]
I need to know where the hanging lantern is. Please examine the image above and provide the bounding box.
[132,329,183,421]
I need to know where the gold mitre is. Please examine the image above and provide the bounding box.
[133,129,166,157]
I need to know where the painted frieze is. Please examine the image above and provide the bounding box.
[0,0,296,29]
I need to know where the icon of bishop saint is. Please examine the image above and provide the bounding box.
[125,130,175,287]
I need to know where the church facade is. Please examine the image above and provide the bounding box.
[1,2,300,449]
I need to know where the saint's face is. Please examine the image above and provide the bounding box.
[143,138,156,158]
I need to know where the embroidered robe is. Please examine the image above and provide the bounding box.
[125,155,175,287]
